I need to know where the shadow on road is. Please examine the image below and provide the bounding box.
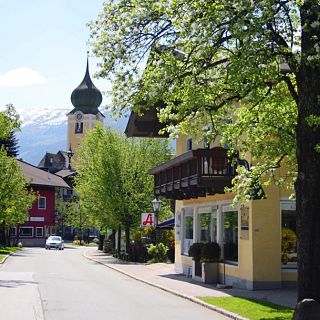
[0,279,38,288]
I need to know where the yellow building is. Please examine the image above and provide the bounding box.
[126,116,297,290]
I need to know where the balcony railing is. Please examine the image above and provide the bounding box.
[149,147,235,200]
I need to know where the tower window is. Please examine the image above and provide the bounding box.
[75,122,83,134]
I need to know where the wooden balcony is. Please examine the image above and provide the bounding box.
[149,147,235,200]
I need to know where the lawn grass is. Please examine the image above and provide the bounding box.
[0,246,23,263]
[0,246,23,255]
[70,241,97,247]
[199,296,294,320]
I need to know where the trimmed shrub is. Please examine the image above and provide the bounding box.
[201,242,221,262]
[188,242,204,261]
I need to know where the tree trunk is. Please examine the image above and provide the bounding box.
[16,225,20,246]
[295,1,320,303]
[111,229,116,251]
[117,225,121,256]
[0,222,6,246]
[98,231,104,251]
[125,223,130,257]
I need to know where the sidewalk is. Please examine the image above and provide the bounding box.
[83,247,297,319]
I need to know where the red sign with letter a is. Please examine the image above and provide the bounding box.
[141,213,155,227]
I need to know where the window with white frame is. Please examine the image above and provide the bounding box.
[38,196,46,209]
[199,212,211,242]
[20,227,33,237]
[222,206,238,263]
[281,201,296,268]
[36,227,44,237]
[198,208,218,243]
[183,210,194,255]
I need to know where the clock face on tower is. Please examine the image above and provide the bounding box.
[75,112,83,120]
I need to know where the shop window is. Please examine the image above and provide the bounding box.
[36,227,44,237]
[38,196,46,209]
[183,214,193,255]
[20,227,33,237]
[199,213,211,242]
[223,210,238,263]
[281,207,297,268]
[199,211,217,242]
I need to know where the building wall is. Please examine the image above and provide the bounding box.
[67,112,103,157]
[174,134,297,290]
[12,188,56,246]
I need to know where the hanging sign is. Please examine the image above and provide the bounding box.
[141,212,155,227]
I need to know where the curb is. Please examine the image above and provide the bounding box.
[83,249,247,320]
[0,254,10,264]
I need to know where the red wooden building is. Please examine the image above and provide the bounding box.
[11,160,70,246]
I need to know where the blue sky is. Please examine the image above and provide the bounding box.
[0,0,109,111]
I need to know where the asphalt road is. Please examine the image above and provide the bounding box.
[0,246,230,320]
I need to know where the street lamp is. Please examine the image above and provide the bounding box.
[151,197,162,227]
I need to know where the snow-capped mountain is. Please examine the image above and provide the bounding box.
[16,107,127,165]
[20,107,68,128]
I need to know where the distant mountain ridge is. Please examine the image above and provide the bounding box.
[17,107,127,165]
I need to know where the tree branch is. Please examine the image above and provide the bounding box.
[281,75,298,104]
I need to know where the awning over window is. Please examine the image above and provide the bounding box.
[156,218,175,230]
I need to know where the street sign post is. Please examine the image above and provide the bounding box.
[141,212,155,227]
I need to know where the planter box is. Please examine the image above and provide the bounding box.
[202,262,219,284]
[192,261,219,284]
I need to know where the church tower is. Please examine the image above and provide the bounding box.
[67,55,104,155]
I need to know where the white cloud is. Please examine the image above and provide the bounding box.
[0,67,47,87]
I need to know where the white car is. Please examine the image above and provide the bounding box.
[45,236,64,250]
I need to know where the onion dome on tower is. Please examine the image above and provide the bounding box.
[69,55,103,115]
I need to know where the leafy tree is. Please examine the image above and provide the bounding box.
[0,150,36,245]
[64,197,93,243]
[0,104,20,157]
[0,105,35,245]
[90,0,320,303]
[74,123,171,254]
[0,104,20,141]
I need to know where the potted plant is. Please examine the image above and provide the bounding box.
[188,242,204,277]
[201,242,221,283]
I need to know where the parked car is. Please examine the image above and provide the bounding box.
[45,236,64,250]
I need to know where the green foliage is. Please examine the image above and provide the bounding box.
[199,297,293,320]
[75,124,171,232]
[0,104,20,140]
[147,242,169,263]
[89,1,319,200]
[0,131,19,157]
[0,104,20,158]
[0,246,23,255]
[0,246,23,263]
[188,242,204,261]
[201,242,221,263]
[281,227,297,264]
[0,149,36,228]
[0,105,34,244]
[63,198,93,231]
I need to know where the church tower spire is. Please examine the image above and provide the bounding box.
[67,54,104,156]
